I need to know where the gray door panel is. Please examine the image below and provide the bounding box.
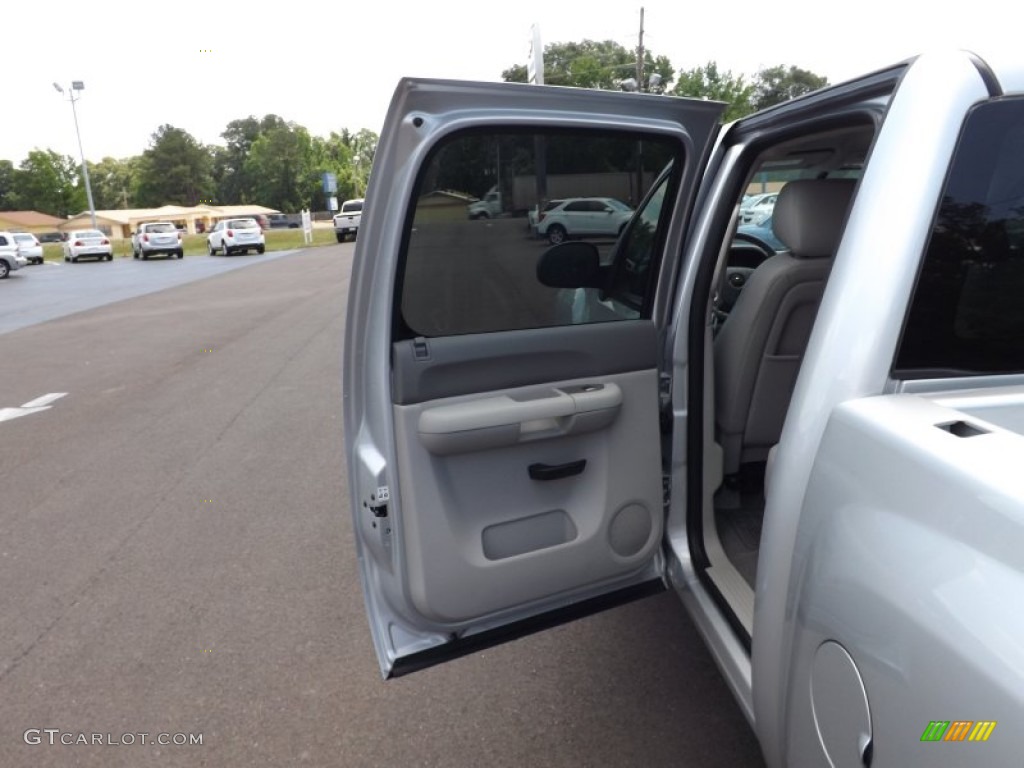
[393,321,657,404]
[393,368,663,624]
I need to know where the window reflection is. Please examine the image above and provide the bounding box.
[399,129,680,337]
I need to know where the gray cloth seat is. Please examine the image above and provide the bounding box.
[714,178,856,476]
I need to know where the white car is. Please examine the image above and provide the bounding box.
[132,222,184,260]
[63,230,113,262]
[535,197,634,244]
[333,199,363,242]
[527,199,564,235]
[739,192,778,224]
[12,232,43,265]
[0,231,28,278]
[206,218,265,256]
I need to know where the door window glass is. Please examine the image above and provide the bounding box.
[397,129,681,338]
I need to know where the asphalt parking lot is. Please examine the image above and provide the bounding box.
[0,249,300,336]
[0,243,764,767]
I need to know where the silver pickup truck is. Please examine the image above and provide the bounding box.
[343,50,1024,767]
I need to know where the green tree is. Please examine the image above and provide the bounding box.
[212,114,288,205]
[350,128,378,188]
[244,123,314,211]
[752,65,829,110]
[135,125,214,207]
[307,128,378,210]
[503,40,673,92]
[12,150,86,217]
[0,160,17,210]
[672,62,755,121]
[87,156,140,210]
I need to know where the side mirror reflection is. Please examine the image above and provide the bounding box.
[537,242,605,289]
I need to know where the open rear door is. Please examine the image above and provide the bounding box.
[343,77,723,677]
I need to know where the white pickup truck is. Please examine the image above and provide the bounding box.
[333,198,363,243]
[343,50,1024,767]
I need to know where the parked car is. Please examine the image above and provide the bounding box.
[267,213,302,229]
[12,232,44,265]
[131,222,184,260]
[206,218,265,256]
[343,50,1024,767]
[333,199,363,242]
[62,230,113,262]
[0,231,28,278]
[527,199,564,235]
[37,231,63,244]
[534,197,634,244]
[739,192,778,224]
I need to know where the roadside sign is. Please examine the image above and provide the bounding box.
[301,209,313,244]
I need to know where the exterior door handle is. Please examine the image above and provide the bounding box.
[528,459,586,481]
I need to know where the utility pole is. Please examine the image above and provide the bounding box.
[634,7,647,204]
[530,23,547,215]
[636,7,645,88]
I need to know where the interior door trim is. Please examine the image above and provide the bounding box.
[393,320,658,405]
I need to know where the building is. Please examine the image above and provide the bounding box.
[59,204,281,239]
[0,210,66,236]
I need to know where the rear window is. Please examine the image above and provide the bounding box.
[13,234,37,244]
[341,201,363,213]
[896,97,1024,376]
[146,223,177,233]
[228,219,258,229]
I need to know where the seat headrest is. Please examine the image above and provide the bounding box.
[772,178,856,258]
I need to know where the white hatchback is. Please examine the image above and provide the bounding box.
[207,218,266,256]
[535,197,634,245]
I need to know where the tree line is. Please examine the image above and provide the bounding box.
[0,42,826,219]
[0,115,378,217]
[503,40,828,122]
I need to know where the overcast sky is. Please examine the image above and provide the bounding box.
[4,0,1017,164]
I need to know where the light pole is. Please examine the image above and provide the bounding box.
[53,81,97,230]
[619,74,662,204]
